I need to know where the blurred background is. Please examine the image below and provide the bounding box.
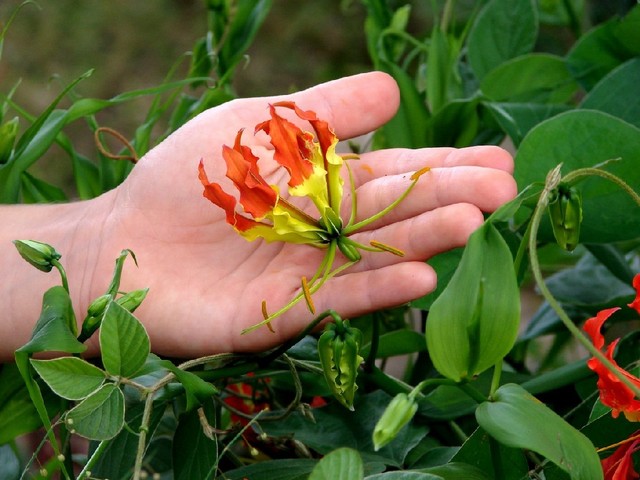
[0,0,634,194]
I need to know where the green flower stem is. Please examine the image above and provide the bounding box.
[489,361,503,398]
[50,258,69,294]
[529,165,640,400]
[77,439,110,480]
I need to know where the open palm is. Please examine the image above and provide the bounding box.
[94,72,516,357]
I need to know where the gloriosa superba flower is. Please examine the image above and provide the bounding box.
[198,101,428,333]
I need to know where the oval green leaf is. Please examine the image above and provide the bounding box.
[481,54,577,103]
[426,223,520,382]
[31,357,105,400]
[309,447,364,480]
[467,0,537,80]
[475,384,603,479]
[65,383,125,441]
[99,301,150,378]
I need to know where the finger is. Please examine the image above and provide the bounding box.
[347,166,517,229]
[343,202,485,274]
[350,145,514,186]
[278,71,401,140]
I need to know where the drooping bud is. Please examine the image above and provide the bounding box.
[547,184,582,252]
[372,393,418,451]
[13,239,61,272]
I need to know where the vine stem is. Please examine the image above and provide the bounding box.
[77,440,109,480]
[528,165,640,400]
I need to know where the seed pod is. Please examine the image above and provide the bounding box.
[13,239,61,272]
[548,184,582,252]
[337,237,361,262]
[372,393,418,450]
[318,318,363,410]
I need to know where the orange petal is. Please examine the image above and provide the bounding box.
[222,130,277,218]
[583,307,620,350]
[256,104,315,188]
[198,160,265,233]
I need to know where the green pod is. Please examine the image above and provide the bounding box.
[321,207,343,237]
[372,393,418,451]
[13,239,62,273]
[337,237,362,262]
[548,185,582,251]
[0,117,18,164]
[425,222,521,382]
[318,319,363,410]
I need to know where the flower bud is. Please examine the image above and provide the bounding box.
[13,239,61,272]
[117,288,148,313]
[548,184,582,252]
[0,117,18,164]
[372,393,418,451]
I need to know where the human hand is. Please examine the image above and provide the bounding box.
[84,72,516,357]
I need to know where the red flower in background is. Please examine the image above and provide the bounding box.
[583,274,640,422]
[601,432,640,480]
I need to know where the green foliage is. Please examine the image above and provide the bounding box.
[2,1,640,479]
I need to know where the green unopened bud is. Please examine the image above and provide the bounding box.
[117,288,148,313]
[0,117,18,164]
[13,239,61,272]
[372,393,418,450]
[321,207,343,236]
[79,294,111,341]
[548,184,582,252]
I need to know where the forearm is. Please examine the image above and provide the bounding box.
[0,193,116,361]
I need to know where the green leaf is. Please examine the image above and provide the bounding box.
[309,447,364,480]
[360,330,426,359]
[480,54,578,103]
[425,98,481,148]
[17,286,85,355]
[366,473,441,480]
[99,301,150,378]
[566,5,640,90]
[580,57,640,128]
[223,459,317,480]
[412,248,463,310]
[426,223,520,381]
[419,462,492,479]
[451,426,529,479]
[31,357,106,401]
[515,110,640,242]
[163,363,219,411]
[467,0,538,80]
[484,102,571,146]
[172,402,218,480]
[475,384,603,479]
[65,383,125,441]
[0,363,62,445]
[19,171,67,202]
[88,400,166,480]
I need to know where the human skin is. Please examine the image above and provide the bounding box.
[0,72,517,361]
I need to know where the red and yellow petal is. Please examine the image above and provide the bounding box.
[601,433,640,480]
[628,273,640,315]
[223,130,277,219]
[584,307,640,422]
[255,104,315,188]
